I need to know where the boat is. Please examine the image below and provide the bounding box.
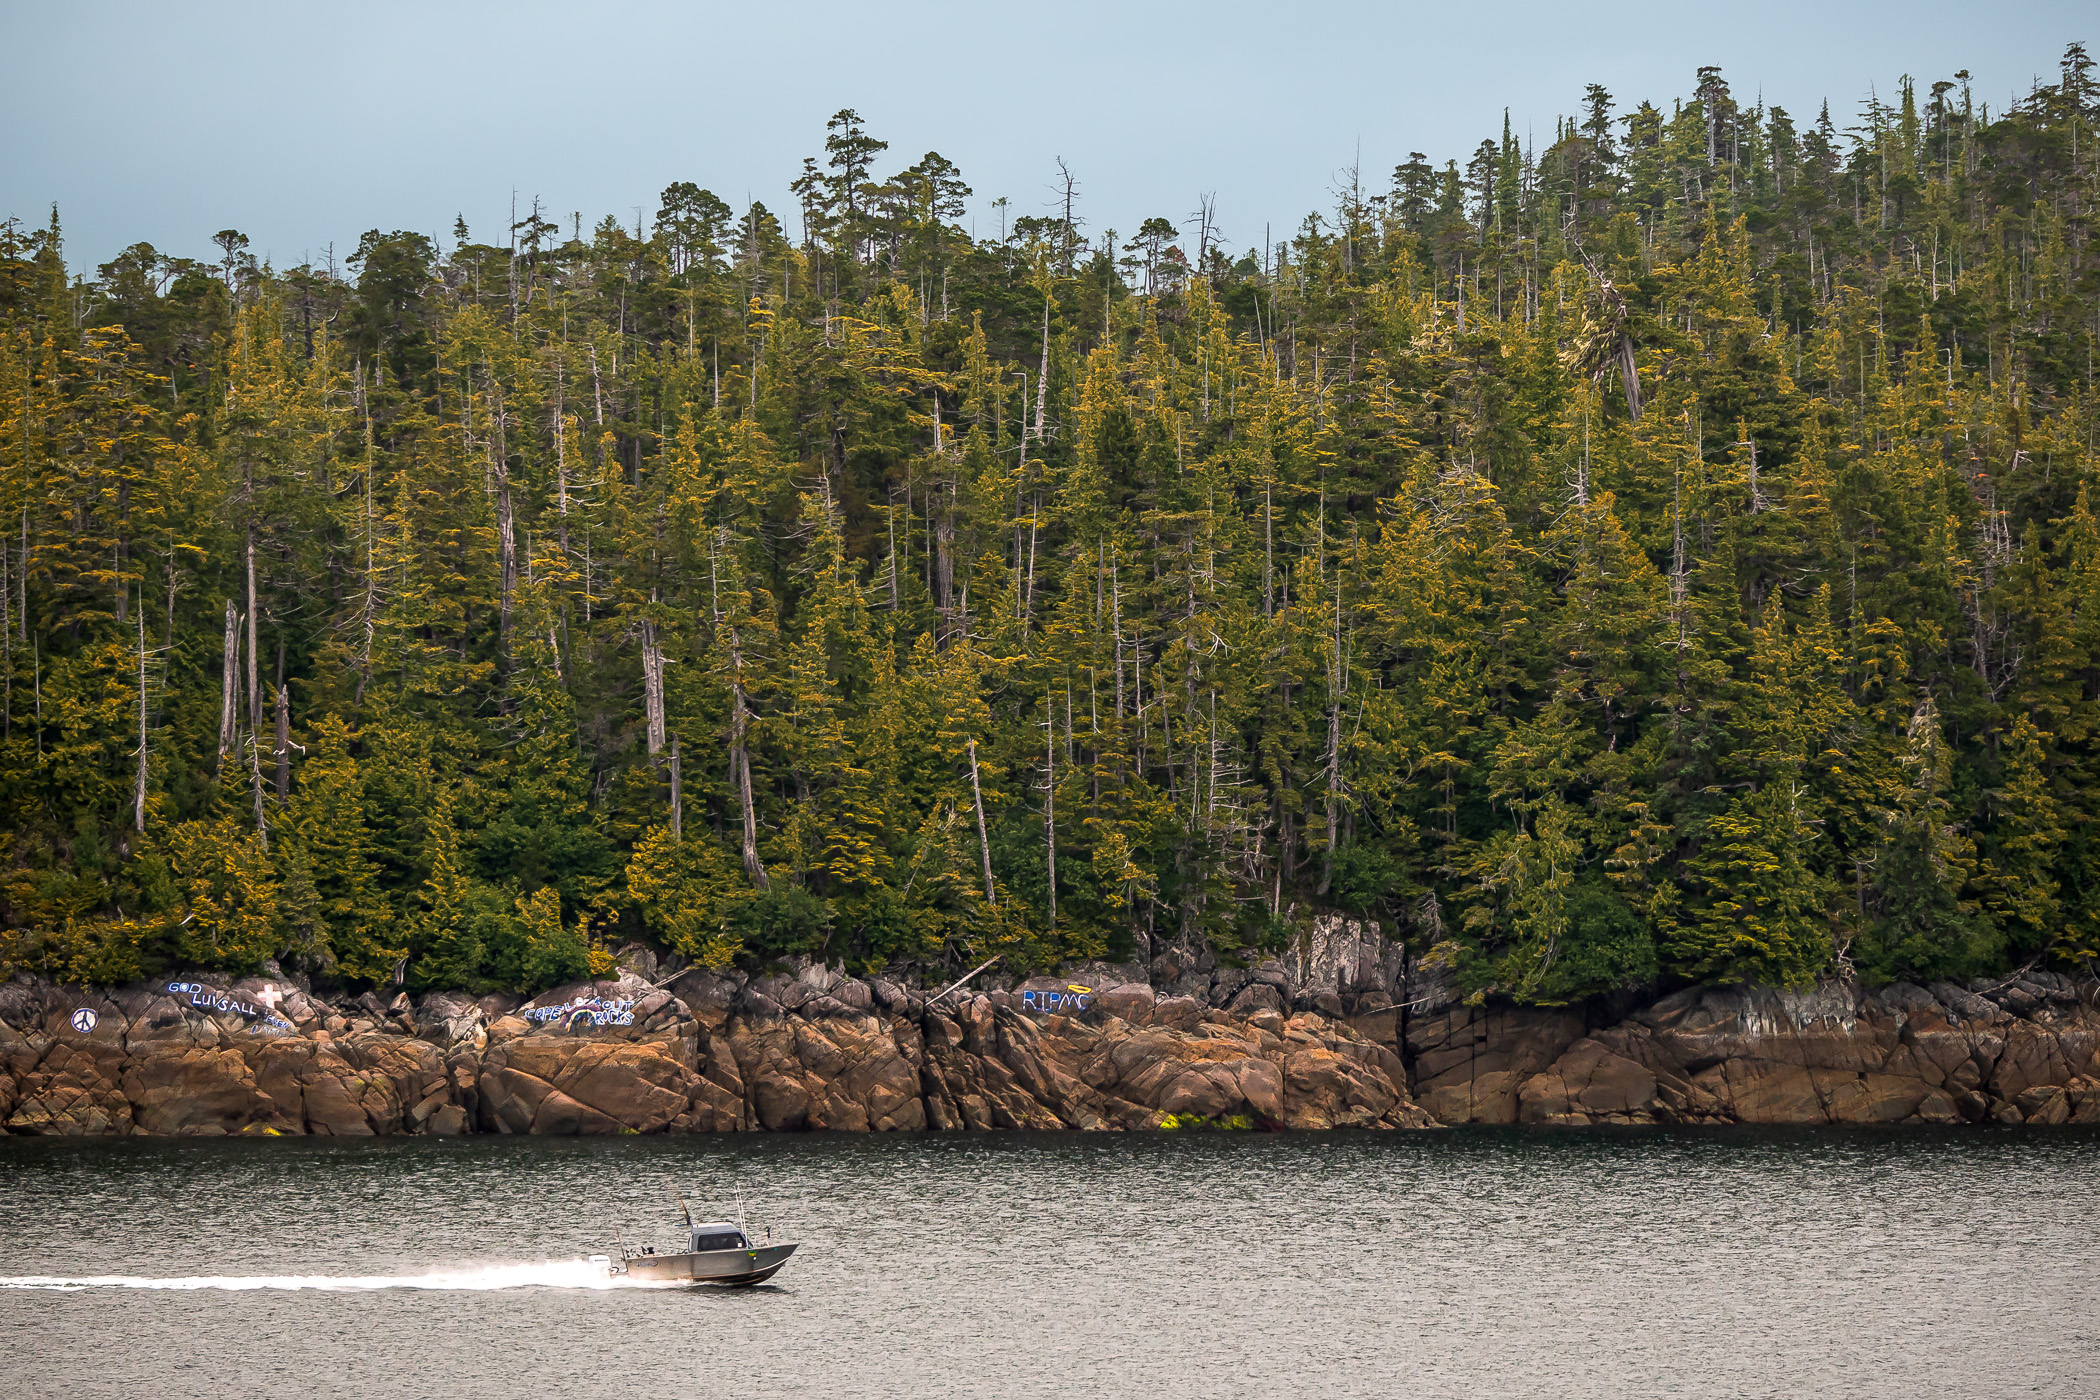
[600,1197,797,1286]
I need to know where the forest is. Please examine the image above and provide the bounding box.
[3,49,2098,1003]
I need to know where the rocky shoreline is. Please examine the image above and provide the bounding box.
[5,925,2098,1136]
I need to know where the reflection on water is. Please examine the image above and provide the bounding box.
[2,1129,2096,1400]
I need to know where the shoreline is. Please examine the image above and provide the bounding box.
[5,946,2097,1135]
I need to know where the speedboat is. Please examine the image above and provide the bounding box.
[602,1203,797,1286]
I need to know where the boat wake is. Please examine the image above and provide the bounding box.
[0,1259,680,1293]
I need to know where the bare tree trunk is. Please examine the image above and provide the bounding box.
[968,738,995,906]
[245,528,260,740]
[133,605,147,833]
[1132,617,1146,770]
[249,724,269,846]
[1044,696,1056,925]
[1318,574,1345,897]
[553,405,572,561]
[355,409,377,708]
[1022,499,1039,625]
[218,600,240,773]
[1263,484,1274,618]
[273,661,290,802]
[1034,298,1050,440]
[640,618,666,765]
[669,733,683,840]
[2,542,10,740]
[1111,560,1126,723]
[589,342,607,468]
[1617,334,1644,422]
[490,372,516,648]
[935,483,955,637]
[728,626,768,889]
[886,488,900,610]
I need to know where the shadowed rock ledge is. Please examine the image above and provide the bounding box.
[5,922,2097,1136]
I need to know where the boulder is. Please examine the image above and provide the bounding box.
[478,1066,554,1134]
[415,994,487,1052]
[1293,989,1346,1019]
[1226,983,1286,1018]
[6,1038,136,1134]
[1518,1039,1661,1124]
[667,969,742,1028]
[1093,983,1156,1024]
[1279,1044,1401,1128]
[1289,914,1403,1001]
[122,1048,290,1135]
[552,1039,699,1132]
[475,993,522,1021]
[24,966,2098,1139]
[1151,995,1206,1029]
[423,1104,470,1136]
[2015,1084,2071,1126]
[1409,1005,1584,1124]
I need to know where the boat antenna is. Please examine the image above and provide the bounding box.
[614,1226,627,1259]
[735,1183,750,1238]
[674,1191,694,1231]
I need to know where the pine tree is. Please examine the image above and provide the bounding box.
[1673,781,1833,986]
[166,816,281,972]
[1978,715,2068,959]
[4,64,2100,1001]
[283,714,399,981]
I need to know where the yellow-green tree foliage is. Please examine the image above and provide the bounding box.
[6,57,2100,998]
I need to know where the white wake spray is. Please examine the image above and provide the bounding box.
[0,1258,683,1292]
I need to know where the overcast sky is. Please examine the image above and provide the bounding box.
[1,0,2089,276]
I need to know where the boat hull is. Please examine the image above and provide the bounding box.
[619,1242,798,1286]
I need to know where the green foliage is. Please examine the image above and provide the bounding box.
[1855,699,2000,981]
[1327,843,1403,916]
[626,822,744,967]
[8,54,2100,1005]
[165,817,280,974]
[516,885,589,989]
[282,715,397,980]
[726,886,834,961]
[1672,784,1835,987]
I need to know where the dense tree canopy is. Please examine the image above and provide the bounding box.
[6,54,2100,1002]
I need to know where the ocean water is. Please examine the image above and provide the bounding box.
[1,1128,2095,1399]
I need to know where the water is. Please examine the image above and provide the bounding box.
[2,1129,2095,1399]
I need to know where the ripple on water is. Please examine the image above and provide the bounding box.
[2,1128,2096,1400]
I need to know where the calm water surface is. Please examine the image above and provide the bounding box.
[1,1128,2094,1399]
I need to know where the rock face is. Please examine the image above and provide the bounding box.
[0,969,1432,1137]
[2,949,2095,1136]
[1401,976,2100,1127]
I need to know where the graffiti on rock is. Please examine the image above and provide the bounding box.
[522,995,636,1028]
[166,982,294,1034]
[1019,985,1093,1014]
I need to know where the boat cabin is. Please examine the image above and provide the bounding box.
[690,1222,749,1253]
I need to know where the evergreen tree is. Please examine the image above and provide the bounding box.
[6,54,2100,999]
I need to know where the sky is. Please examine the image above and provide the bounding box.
[1,0,2090,276]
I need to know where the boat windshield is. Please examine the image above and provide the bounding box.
[692,1231,746,1251]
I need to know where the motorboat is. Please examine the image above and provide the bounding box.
[601,1199,797,1286]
